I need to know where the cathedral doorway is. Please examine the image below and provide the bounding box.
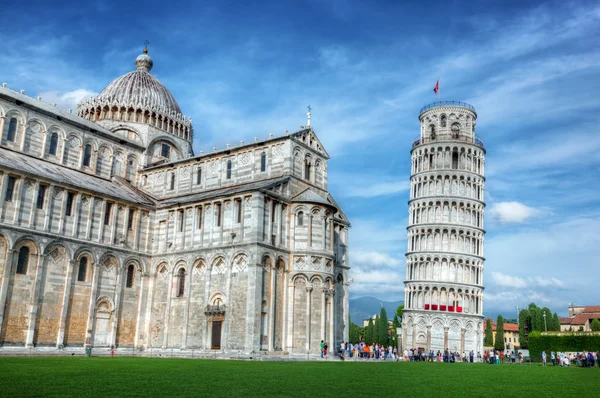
[211,321,222,349]
[93,299,112,347]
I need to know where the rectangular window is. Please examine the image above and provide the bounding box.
[161,143,170,158]
[216,203,222,227]
[5,176,16,202]
[271,201,276,222]
[128,208,135,230]
[65,192,75,216]
[170,173,175,190]
[196,167,202,185]
[197,206,202,229]
[179,209,184,232]
[236,199,242,224]
[104,202,112,225]
[36,185,47,209]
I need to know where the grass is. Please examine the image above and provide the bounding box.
[0,357,597,397]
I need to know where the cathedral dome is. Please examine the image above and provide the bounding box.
[77,47,192,142]
[97,49,181,114]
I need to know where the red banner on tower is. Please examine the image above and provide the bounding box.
[433,79,439,94]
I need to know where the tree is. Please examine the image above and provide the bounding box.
[494,315,505,351]
[349,316,361,343]
[374,316,381,344]
[365,318,375,345]
[485,318,494,347]
[518,308,530,348]
[591,319,600,332]
[396,304,404,320]
[379,307,389,344]
[393,314,400,329]
[552,313,560,331]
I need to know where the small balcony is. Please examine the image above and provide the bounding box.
[419,101,476,115]
[412,133,484,149]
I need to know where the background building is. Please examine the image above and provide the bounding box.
[402,101,485,353]
[560,305,600,332]
[0,48,350,354]
[484,319,520,349]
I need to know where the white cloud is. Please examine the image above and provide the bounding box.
[489,201,540,223]
[491,271,527,288]
[351,251,402,268]
[528,276,564,288]
[37,89,97,111]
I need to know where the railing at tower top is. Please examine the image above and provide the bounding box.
[412,133,484,148]
[419,101,476,115]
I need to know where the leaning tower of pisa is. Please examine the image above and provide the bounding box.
[402,101,485,355]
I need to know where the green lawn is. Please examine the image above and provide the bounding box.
[0,357,597,397]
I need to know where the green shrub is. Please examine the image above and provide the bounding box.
[528,332,600,361]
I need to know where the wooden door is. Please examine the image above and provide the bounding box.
[211,321,222,349]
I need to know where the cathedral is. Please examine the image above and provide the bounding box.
[0,47,350,354]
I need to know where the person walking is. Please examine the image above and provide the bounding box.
[542,351,547,366]
[320,340,325,358]
[469,350,474,363]
[551,351,556,366]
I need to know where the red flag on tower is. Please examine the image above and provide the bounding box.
[433,79,439,94]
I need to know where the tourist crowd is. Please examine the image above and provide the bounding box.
[542,351,599,367]
[319,341,400,360]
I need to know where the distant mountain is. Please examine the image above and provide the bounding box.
[350,296,403,325]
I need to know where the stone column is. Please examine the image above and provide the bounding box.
[0,174,8,221]
[460,328,466,355]
[320,288,326,342]
[110,264,124,347]
[426,325,431,350]
[412,322,417,349]
[330,221,335,251]
[268,267,276,351]
[289,213,296,249]
[221,259,234,350]
[182,267,192,349]
[343,282,350,342]
[162,271,175,348]
[307,214,313,248]
[305,284,312,352]
[0,249,17,329]
[29,182,40,227]
[444,327,449,350]
[281,272,288,350]
[97,199,106,243]
[402,323,408,352]
[203,267,212,349]
[56,258,76,347]
[285,281,294,352]
[134,272,148,348]
[25,254,46,347]
[71,193,82,237]
[328,289,335,347]
[85,262,99,346]
[245,261,262,353]
[13,178,25,225]
[143,272,156,348]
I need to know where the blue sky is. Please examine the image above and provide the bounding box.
[1,0,599,318]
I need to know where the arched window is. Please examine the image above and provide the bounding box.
[16,246,29,275]
[430,125,436,139]
[260,152,266,172]
[126,159,135,181]
[304,162,311,181]
[441,115,447,127]
[126,264,135,288]
[49,132,59,156]
[77,257,88,282]
[452,151,459,169]
[177,268,185,297]
[297,211,304,226]
[7,118,17,142]
[226,160,232,179]
[83,144,92,167]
